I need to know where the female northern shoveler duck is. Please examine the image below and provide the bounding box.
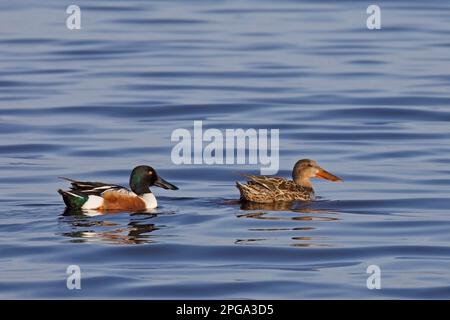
[236,159,342,203]
[58,165,178,211]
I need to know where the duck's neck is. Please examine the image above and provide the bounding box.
[130,175,150,195]
[294,177,313,189]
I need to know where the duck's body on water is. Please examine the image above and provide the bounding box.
[58,165,178,211]
[236,159,342,203]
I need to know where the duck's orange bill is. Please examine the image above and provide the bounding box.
[315,168,343,182]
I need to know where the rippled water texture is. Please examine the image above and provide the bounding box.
[1,0,450,299]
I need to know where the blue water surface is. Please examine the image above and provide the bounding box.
[1,0,450,299]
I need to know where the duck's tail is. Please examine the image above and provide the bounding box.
[58,189,88,209]
[235,181,255,201]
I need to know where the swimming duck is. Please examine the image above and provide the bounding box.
[58,165,178,211]
[236,159,342,203]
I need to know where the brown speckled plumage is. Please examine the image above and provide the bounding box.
[236,174,314,203]
[236,159,342,203]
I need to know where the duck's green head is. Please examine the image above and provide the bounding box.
[129,165,178,195]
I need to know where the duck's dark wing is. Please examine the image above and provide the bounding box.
[59,177,128,196]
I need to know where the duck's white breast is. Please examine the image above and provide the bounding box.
[139,193,157,209]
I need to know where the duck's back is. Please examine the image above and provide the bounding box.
[236,175,314,203]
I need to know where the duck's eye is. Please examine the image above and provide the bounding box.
[148,171,153,175]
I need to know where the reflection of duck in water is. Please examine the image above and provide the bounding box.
[239,200,297,211]
[58,165,178,211]
[60,211,161,245]
[236,159,342,203]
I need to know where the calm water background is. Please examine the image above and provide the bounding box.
[1,0,450,299]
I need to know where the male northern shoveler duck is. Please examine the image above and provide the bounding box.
[58,165,178,211]
[236,159,342,203]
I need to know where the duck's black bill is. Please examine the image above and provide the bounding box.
[154,176,179,190]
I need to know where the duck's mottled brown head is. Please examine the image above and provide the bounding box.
[292,159,343,188]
